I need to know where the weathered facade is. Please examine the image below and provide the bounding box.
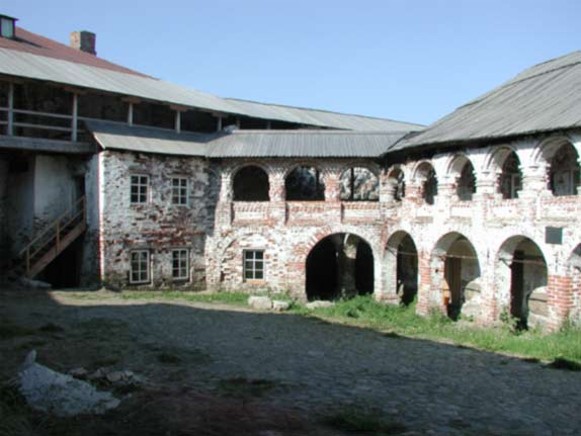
[0,15,580,330]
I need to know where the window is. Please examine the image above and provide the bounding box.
[130,250,150,284]
[172,249,189,280]
[130,175,149,204]
[171,177,189,205]
[244,250,264,280]
[0,16,15,39]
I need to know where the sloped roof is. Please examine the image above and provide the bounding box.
[86,120,209,156]
[207,130,409,158]
[85,120,407,158]
[393,51,581,151]
[226,98,424,132]
[0,26,148,77]
[0,26,422,132]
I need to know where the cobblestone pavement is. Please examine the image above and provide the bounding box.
[4,292,581,434]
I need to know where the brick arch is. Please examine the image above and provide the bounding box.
[495,235,548,328]
[531,134,577,165]
[294,225,381,261]
[430,232,481,320]
[383,230,418,304]
[411,159,436,181]
[231,164,270,201]
[483,145,519,173]
[568,244,581,325]
[304,229,376,300]
[281,161,325,179]
[445,153,473,177]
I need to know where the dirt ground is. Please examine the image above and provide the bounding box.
[1,289,581,435]
[1,290,345,435]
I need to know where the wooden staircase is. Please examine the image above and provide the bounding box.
[18,196,87,278]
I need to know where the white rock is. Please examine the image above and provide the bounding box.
[305,300,335,309]
[18,350,120,417]
[248,296,273,310]
[272,300,291,311]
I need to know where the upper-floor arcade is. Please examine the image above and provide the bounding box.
[216,131,581,227]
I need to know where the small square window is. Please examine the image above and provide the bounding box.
[130,175,149,204]
[130,250,150,284]
[172,249,189,280]
[171,177,188,205]
[243,250,264,281]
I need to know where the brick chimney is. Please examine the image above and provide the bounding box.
[70,30,96,55]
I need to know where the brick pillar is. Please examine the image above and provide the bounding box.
[546,274,574,330]
[404,181,423,205]
[324,172,341,202]
[268,171,286,225]
[520,164,550,198]
[416,251,432,315]
[437,175,457,203]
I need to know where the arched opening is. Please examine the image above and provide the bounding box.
[457,161,476,201]
[497,237,548,329]
[387,168,405,202]
[340,167,379,201]
[499,151,522,199]
[432,233,481,320]
[569,245,581,325]
[285,166,325,201]
[415,162,437,205]
[306,233,374,301]
[384,231,418,305]
[548,143,580,196]
[233,166,270,201]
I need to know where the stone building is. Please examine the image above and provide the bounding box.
[0,14,580,330]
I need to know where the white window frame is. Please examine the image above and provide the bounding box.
[243,250,264,281]
[171,248,190,281]
[130,250,150,284]
[130,174,149,204]
[171,176,189,206]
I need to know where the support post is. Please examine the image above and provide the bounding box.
[71,93,78,142]
[7,82,14,136]
[127,102,134,126]
[175,110,181,134]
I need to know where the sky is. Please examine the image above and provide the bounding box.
[6,0,581,126]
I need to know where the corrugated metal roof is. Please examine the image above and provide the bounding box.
[226,98,425,132]
[86,120,209,156]
[394,51,581,151]
[206,130,408,158]
[0,26,149,77]
[0,32,423,132]
[85,120,408,158]
[0,48,239,114]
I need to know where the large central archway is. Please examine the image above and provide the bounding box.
[306,233,374,301]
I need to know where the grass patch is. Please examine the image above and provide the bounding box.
[322,405,407,434]
[217,377,278,399]
[121,290,250,306]
[0,383,33,436]
[289,295,581,364]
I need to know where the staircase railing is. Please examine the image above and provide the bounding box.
[18,196,86,277]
